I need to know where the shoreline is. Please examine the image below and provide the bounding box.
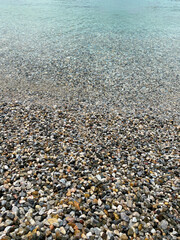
[0,77,179,124]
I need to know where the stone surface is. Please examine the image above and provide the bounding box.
[0,102,179,239]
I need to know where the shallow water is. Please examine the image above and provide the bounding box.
[0,0,180,116]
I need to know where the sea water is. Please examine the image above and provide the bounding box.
[0,0,180,113]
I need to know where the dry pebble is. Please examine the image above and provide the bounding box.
[0,102,179,240]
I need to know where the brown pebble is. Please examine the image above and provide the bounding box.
[49,225,54,231]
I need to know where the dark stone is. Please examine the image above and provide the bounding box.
[31,233,37,240]
[157,214,164,221]
[2,212,7,219]
[104,205,110,210]
[5,202,12,210]
[37,233,46,240]
[0,225,5,231]
[7,212,15,220]
[27,199,35,207]
[102,232,107,239]
[121,225,128,233]
[113,219,121,225]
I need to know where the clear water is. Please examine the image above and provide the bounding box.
[0,0,180,114]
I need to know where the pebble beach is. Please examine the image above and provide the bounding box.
[0,0,180,239]
[0,96,179,240]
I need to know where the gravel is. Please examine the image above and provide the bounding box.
[0,101,179,239]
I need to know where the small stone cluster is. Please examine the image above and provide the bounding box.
[0,102,179,240]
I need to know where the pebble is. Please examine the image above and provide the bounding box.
[127,200,132,208]
[160,220,168,230]
[121,234,128,240]
[76,223,83,230]
[132,217,137,223]
[6,212,15,220]
[94,227,101,235]
[151,228,156,234]
[127,228,134,236]
[121,212,129,222]
[86,232,92,238]
[98,199,102,206]
[117,205,122,212]
[0,102,179,239]
[12,206,19,215]
[5,219,13,226]
[59,226,66,235]
[96,174,102,181]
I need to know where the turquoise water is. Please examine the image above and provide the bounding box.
[0,0,180,113]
